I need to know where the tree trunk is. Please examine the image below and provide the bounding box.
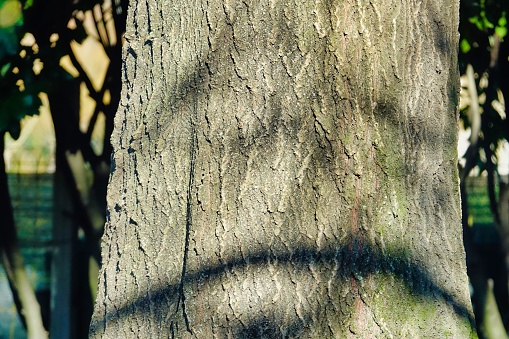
[91,0,476,337]
[0,134,47,339]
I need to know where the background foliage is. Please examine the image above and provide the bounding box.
[460,1,509,338]
[0,0,126,336]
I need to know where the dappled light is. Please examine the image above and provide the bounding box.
[5,0,509,337]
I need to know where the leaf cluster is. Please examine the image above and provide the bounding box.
[0,0,97,138]
[459,0,509,170]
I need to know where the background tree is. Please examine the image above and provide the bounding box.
[0,0,126,336]
[0,1,49,337]
[459,0,509,337]
[91,0,475,337]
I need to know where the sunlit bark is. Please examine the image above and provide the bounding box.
[91,1,476,337]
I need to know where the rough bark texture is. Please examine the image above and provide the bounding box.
[91,0,476,337]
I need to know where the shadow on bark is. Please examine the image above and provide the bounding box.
[90,238,474,335]
[92,1,468,337]
[233,315,309,339]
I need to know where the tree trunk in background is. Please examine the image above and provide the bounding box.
[0,134,47,339]
[91,0,476,337]
[48,79,82,339]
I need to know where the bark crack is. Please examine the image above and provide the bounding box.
[175,95,198,335]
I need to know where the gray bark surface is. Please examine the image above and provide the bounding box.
[91,0,476,337]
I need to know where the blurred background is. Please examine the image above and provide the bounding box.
[1,0,509,338]
[0,0,126,337]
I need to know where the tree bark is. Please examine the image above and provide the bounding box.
[91,0,476,337]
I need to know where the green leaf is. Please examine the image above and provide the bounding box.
[499,13,507,27]
[0,62,10,76]
[0,0,23,59]
[469,9,495,31]
[460,39,471,54]
[495,12,507,38]
[495,26,507,38]
[0,90,40,135]
[22,0,32,9]
[0,0,22,28]
[0,27,19,59]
